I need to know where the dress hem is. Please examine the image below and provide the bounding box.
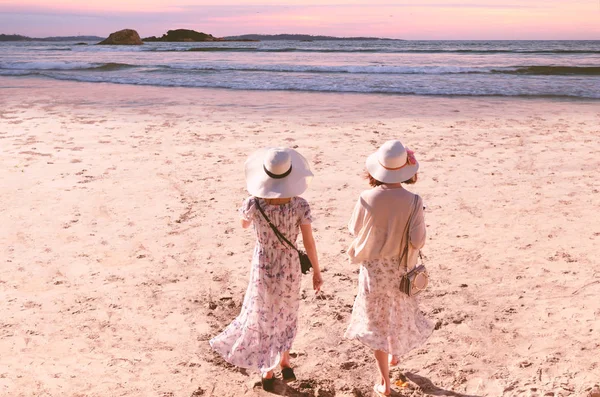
[343,330,433,357]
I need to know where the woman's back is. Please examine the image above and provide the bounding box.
[347,185,425,267]
[242,197,312,250]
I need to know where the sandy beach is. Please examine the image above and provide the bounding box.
[1,77,599,397]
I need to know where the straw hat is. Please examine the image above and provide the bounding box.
[245,147,314,198]
[366,140,419,183]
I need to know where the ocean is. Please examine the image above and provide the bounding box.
[1,40,599,99]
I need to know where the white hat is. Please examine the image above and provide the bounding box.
[245,147,313,198]
[366,140,419,184]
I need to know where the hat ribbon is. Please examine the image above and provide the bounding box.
[264,164,293,179]
[379,161,409,171]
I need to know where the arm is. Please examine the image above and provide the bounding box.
[409,196,426,249]
[239,197,255,229]
[347,196,366,236]
[300,223,323,293]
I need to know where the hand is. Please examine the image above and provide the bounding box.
[312,271,323,293]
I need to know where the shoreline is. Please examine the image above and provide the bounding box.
[2,76,600,116]
[1,76,599,396]
[2,75,600,104]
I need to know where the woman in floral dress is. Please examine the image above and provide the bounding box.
[344,140,433,397]
[210,147,323,390]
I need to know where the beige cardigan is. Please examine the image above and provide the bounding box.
[347,185,426,272]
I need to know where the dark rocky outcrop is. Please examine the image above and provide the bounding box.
[0,34,30,41]
[97,29,143,45]
[0,34,103,42]
[142,29,258,42]
[143,29,217,42]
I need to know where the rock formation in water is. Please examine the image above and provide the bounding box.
[143,29,217,42]
[98,29,143,45]
[142,29,258,42]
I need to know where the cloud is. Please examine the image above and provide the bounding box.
[0,2,548,27]
[0,2,548,16]
[0,0,597,39]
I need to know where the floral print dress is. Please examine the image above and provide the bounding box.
[344,256,433,355]
[210,196,312,372]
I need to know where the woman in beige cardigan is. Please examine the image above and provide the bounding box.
[344,140,433,397]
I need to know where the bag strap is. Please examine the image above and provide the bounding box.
[399,195,419,272]
[254,198,299,253]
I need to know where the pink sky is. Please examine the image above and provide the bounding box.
[0,0,598,39]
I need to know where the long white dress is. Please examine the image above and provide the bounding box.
[344,185,433,355]
[210,196,312,372]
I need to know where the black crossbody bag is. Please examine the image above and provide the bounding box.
[254,199,313,275]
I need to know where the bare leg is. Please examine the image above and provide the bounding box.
[279,350,297,382]
[374,350,391,395]
[280,350,291,369]
[389,354,400,367]
[262,370,274,379]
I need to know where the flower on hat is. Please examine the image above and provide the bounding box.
[406,148,417,165]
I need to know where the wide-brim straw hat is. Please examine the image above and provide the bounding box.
[245,147,313,198]
[366,140,419,183]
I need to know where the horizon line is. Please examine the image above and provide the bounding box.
[2,32,600,41]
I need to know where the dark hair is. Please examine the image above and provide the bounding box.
[366,172,417,187]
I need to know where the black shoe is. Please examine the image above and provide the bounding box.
[261,376,275,391]
[281,367,296,383]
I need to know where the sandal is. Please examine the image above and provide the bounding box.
[373,384,391,397]
[281,367,296,383]
[261,376,275,391]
